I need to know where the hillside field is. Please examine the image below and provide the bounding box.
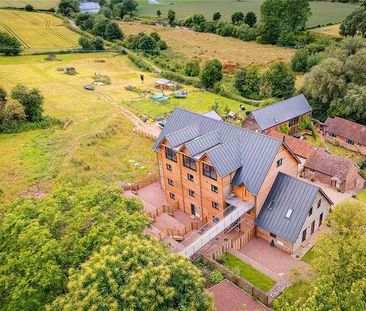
[0,9,79,53]
[137,0,358,27]
[0,0,58,9]
[119,22,295,68]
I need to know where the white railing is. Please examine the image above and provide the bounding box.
[180,202,253,257]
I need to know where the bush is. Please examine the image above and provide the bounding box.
[200,59,223,88]
[127,53,155,72]
[291,48,310,73]
[25,4,33,11]
[184,59,200,77]
[209,270,224,284]
[158,40,168,50]
[0,31,22,56]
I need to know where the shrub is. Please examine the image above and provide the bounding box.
[0,31,22,56]
[161,70,201,88]
[127,53,155,72]
[25,4,33,11]
[158,40,168,50]
[209,270,224,284]
[291,48,310,73]
[184,60,200,77]
[200,59,223,88]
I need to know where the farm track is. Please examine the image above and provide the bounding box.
[0,22,30,48]
[45,20,77,46]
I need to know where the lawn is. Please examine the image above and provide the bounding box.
[356,189,366,203]
[0,53,158,202]
[119,22,295,69]
[137,0,358,28]
[219,252,276,292]
[0,9,79,53]
[272,280,310,309]
[0,0,58,9]
[124,90,254,120]
[301,248,318,267]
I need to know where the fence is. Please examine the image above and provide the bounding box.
[211,226,255,260]
[202,255,270,306]
[191,216,208,230]
[125,173,159,192]
[134,128,158,140]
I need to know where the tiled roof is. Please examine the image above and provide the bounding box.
[255,172,330,243]
[267,129,315,159]
[324,117,366,146]
[304,149,356,182]
[249,94,312,131]
[154,108,285,195]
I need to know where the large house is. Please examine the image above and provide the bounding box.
[303,149,361,192]
[242,94,312,135]
[323,117,366,156]
[153,108,332,253]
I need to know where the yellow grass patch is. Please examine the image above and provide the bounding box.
[119,22,295,68]
[311,24,342,38]
[0,9,79,53]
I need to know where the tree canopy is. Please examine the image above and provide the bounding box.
[340,1,366,37]
[0,31,22,56]
[50,235,214,310]
[200,59,223,88]
[58,0,79,17]
[0,183,148,309]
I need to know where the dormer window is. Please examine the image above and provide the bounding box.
[203,163,217,180]
[183,155,197,171]
[165,147,177,162]
[276,158,283,167]
[268,200,274,210]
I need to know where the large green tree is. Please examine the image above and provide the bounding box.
[261,60,295,98]
[200,59,223,88]
[340,1,366,37]
[274,200,366,310]
[50,235,214,310]
[0,183,148,309]
[58,0,79,17]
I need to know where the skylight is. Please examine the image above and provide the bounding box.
[268,200,275,210]
[285,209,293,219]
[274,118,279,123]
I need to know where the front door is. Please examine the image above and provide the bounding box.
[191,204,196,216]
[311,221,315,235]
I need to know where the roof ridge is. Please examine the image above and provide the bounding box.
[251,94,305,113]
[172,107,284,143]
[278,172,320,191]
[165,122,200,137]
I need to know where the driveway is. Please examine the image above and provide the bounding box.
[209,280,270,311]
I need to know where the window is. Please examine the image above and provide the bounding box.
[191,204,196,216]
[308,207,313,216]
[289,117,299,128]
[211,184,218,193]
[311,221,315,235]
[319,213,324,226]
[309,168,315,173]
[276,158,283,167]
[165,147,177,162]
[166,163,172,171]
[189,189,195,197]
[302,229,307,242]
[212,201,219,209]
[346,139,354,145]
[183,155,196,171]
[187,173,194,182]
[285,209,293,219]
[168,178,174,186]
[270,232,277,238]
[203,163,217,180]
[169,192,175,200]
[329,132,337,138]
[317,199,321,208]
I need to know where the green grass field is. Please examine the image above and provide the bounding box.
[356,189,366,203]
[124,91,254,121]
[219,252,276,292]
[0,9,79,53]
[0,0,58,9]
[138,0,358,27]
[0,53,158,202]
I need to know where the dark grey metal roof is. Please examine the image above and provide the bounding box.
[255,172,324,243]
[249,94,312,131]
[154,108,283,195]
[79,2,100,13]
[202,110,223,121]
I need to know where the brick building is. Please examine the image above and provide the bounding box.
[323,117,366,156]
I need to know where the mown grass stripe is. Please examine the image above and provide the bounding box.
[0,22,30,48]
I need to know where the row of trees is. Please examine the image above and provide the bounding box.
[124,31,167,54]
[0,183,214,309]
[274,200,366,310]
[340,1,366,37]
[0,84,44,131]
